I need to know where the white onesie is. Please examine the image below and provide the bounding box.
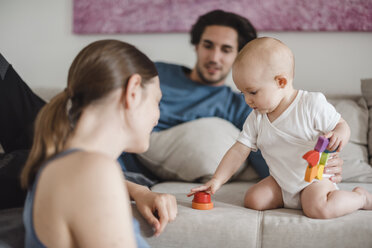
[237,90,340,209]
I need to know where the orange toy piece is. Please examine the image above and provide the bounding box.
[304,164,318,182]
[192,192,213,210]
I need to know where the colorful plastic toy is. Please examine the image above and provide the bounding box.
[192,192,214,210]
[303,136,331,182]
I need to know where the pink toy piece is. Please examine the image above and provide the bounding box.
[314,136,329,152]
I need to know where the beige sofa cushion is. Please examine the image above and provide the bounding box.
[133,181,372,248]
[138,117,246,182]
[133,182,262,248]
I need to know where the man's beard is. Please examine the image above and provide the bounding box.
[196,65,228,86]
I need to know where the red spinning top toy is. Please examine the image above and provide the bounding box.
[192,192,213,210]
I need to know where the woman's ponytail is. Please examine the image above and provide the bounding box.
[21,90,73,188]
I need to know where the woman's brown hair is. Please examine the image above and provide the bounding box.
[21,39,158,188]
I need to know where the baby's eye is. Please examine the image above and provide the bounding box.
[250,91,257,95]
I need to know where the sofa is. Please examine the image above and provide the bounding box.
[1,80,372,248]
[132,79,372,248]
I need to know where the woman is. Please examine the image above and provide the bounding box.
[21,40,177,247]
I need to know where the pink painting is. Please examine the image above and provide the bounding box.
[73,0,372,34]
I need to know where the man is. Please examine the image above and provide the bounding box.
[122,9,344,181]
[155,10,257,131]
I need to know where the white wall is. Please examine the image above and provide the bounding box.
[1,0,372,96]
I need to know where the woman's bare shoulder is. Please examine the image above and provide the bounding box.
[41,150,126,203]
[36,150,134,247]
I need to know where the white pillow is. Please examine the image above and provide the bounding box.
[138,117,246,182]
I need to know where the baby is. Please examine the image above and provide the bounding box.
[189,37,372,218]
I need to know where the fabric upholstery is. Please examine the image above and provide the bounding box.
[361,78,372,163]
[138,117,246,182]
[131,182,372,248]
[0,208,24,248]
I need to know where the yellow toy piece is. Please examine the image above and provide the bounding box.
[304,164,318,182]
[316,164,325,180]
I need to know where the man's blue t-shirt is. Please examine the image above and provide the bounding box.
[154,62,250,131]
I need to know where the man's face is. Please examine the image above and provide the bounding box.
[193,25,239,86]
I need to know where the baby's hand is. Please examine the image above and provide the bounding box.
[324,131,347,152]
[187,178,222,197]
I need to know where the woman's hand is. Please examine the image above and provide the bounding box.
[324,152,343,183]
[133,188,177,236]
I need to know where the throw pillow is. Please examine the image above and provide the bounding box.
[329,96,372,182]
[328,98,368,146]
[137,117,246,182]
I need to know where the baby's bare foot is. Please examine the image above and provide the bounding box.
[353,187,372,210]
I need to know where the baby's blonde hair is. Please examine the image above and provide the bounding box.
[234,37,295,82]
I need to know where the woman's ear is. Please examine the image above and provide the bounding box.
[274,75,287,88]
[123,74,142,109]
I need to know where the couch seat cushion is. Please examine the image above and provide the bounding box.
[132,182,372,248]
[133,182,261,248]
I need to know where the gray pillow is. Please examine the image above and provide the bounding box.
[361,78,372,163]
[138,117,246,182]
[329,95,372,182]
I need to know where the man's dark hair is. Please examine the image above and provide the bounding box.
[190,10,257,51]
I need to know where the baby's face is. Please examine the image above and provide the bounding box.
[233,64,284,115]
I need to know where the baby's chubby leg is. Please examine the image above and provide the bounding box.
[244,175,283,210]
[301,179,372,219]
